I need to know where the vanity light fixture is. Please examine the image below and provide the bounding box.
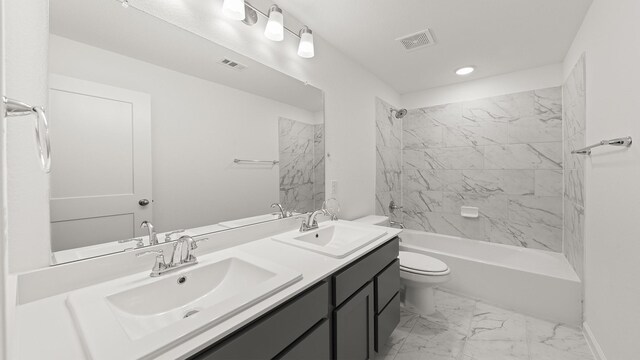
[264,5,284,41]
[455,66,475,76]
[223,0,246,21]
[221,1,316,59]
[297,26,315,58]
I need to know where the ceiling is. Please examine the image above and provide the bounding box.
[49,0,324,112]
[276,0,593,94]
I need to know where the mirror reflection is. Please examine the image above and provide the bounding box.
[48,0,324,264]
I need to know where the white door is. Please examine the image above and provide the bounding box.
[48,74,152,251]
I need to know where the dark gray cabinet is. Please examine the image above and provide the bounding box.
[189,237,400,360]
[276,319,330,360]
[375,292,400,351]
[333,282,375,360]
[191,282,329,360]
[332,238,399,359]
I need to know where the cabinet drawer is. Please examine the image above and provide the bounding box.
[375,292,400,352]
[375,259,400,314]
[333,237,399,306]
[191,282,329,360]
[276,319,330,360]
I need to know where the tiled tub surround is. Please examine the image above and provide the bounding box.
[377,289,594,360]
[375,98,403,223]
[278,118,325,213]
[563,55,586,279]
[401,88,564,252]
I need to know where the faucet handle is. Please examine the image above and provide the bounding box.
[118,237,144,247]
[189,238,209,251]
[136,249,167,275]
[389,200,403,211]
[322,198,340,221]
[164,229,185,242]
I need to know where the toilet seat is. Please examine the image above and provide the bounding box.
[399,251,450,275]
[401,267,450,276]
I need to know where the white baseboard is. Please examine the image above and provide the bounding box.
[583,321,608,360]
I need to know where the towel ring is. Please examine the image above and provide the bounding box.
[3,96,52,173]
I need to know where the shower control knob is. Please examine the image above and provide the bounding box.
[139,199,150,206]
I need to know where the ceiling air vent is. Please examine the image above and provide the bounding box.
[218,58,247,71]
[396,29,436,51]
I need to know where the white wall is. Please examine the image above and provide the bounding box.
[49,35,316,234]
[0,0,7,357]
[401,64,562,109]
[563,0,640,359]
[4,0,51,273]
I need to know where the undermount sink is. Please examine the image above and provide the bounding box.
[67,251,302,360]
[272,221,388,258]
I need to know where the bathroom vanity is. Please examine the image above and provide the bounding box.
[13,220,401,359]
[190,237,400,360]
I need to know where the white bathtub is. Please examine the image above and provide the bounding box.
[399,229,582,325]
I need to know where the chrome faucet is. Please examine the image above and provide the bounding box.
[299,209,327,232]
[389,200,403,212]
[170,235,198,266]
[140,221,159,245]
[136,249,167,276]
[389,220,405,229]
[271,203,288,219]
[137,235,207,277]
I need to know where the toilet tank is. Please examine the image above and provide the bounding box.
[354,215,390,226]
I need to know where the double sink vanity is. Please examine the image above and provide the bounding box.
[15,218,402,359]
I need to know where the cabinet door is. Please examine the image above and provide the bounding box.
[333,282,374,360]
[277,319,330,360]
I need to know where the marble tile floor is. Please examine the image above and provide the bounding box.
[377,289,593,360]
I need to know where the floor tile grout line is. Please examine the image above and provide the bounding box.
[389,309,420,360]
[459,297,478,359]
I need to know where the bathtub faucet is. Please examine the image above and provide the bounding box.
[390,220,405,229]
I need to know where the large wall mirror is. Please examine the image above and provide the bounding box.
[48,0,325,264]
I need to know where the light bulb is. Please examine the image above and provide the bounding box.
[222,0,246,21]
[264,5,284,41]
[455,66,475,76]
[297,27,315,58]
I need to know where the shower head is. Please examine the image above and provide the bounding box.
[391,108,408,119]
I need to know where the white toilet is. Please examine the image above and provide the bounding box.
[355,215,451,315]
[399,250,450,315]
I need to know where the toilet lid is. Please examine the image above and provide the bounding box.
[399,251,449,273]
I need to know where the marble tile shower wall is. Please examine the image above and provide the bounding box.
[375,98,403,223]
[401,88,564,251]
[563,55,586,278]
[279,118,325,213]
[313,124,326,209]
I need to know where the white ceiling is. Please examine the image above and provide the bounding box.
[49,0,324,112]
[275,0,593,94]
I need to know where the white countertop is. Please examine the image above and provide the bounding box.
[15,220,401,359]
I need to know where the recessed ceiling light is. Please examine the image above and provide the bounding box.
[455,66,475,76]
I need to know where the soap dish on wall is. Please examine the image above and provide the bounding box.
[461,206,479,218]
